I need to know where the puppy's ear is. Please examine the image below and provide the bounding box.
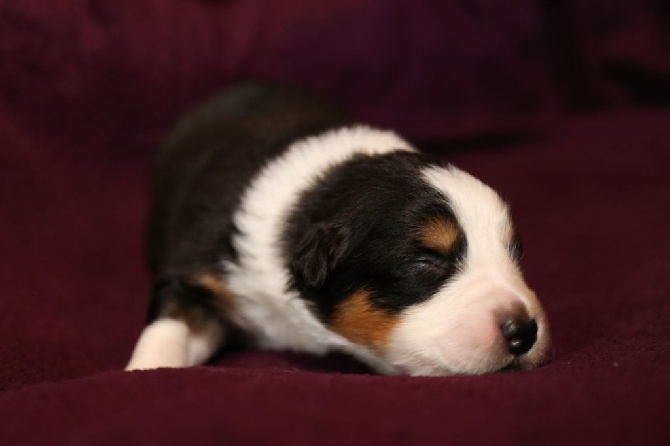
[291,223,350,291]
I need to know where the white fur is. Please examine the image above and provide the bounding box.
[126,318,223,370]
[384,165,550,375]
[222,126,414,373]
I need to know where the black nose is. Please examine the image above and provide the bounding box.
[500,317,538,356]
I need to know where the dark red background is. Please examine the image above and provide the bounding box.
[1,1,669,444]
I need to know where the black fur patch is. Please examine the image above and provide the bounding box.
[283,152,468,322]
[146,278,222,331]
[147,83,351,279]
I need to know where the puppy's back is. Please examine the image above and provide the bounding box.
[146,83,351,276]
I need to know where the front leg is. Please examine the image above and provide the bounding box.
[126,276,229,370]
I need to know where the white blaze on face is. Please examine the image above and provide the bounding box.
[385,165,550,376]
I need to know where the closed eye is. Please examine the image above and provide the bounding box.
[414,249,450,269]
[508,239,524,263]
[409,247,462,287]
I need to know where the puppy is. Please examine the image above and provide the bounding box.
[126,84,550,376]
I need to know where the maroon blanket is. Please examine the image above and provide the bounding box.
[1,1,669,444]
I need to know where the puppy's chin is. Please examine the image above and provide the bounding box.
[377,280,551,377]
[382,348,514,377]
[382,339,551,377]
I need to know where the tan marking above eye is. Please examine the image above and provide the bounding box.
[330,290,400,354]
[418,217,461,255]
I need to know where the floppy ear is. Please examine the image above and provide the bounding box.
[291,223,350,291]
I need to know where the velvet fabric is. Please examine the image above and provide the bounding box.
[1,1,669,444]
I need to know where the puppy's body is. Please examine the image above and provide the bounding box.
[127,84,549,375]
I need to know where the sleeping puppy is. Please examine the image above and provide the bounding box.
[126,83,550,376]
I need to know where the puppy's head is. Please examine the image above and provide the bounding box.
[290,156,550,376]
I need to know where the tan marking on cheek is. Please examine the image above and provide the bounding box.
[419,218,460,254]
[330,290,400,354]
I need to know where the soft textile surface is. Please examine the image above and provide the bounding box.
[1,1,669,445]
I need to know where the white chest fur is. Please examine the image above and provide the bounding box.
[222,126,414,371]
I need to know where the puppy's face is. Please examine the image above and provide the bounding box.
[291,159,550,376]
